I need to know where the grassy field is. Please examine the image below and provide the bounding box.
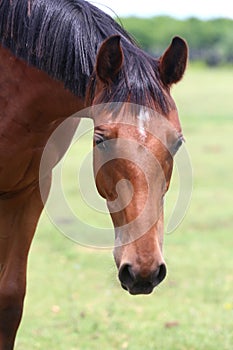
[15,65,233,350]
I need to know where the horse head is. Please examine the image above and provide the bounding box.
[88,35,188,294]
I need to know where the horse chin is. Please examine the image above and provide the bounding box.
[121,283,154,295]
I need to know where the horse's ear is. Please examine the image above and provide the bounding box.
[96,35,123,84]
[159,36,188,86]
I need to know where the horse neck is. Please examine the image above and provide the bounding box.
[0,46,84,130]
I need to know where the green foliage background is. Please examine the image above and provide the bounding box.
[118,16,233,65]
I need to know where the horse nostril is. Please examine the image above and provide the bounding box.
[153,263,167,286]
[118,264,135,288]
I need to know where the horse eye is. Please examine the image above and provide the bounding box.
[94,134,107,150]
[171,136,184,155]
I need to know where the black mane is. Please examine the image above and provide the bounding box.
[0,0,169,113]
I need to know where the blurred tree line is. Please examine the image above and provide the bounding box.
[119,16,233,66]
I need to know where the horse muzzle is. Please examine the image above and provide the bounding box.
[118,262,167,295]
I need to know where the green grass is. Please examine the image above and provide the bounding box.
[15,65,233,350]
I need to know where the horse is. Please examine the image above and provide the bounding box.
[0,0,188,348]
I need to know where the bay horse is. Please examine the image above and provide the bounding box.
[0,0,188,348]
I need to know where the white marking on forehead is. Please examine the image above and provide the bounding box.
[137,109,150,142]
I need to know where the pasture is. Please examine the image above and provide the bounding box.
[15,65,233,350]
